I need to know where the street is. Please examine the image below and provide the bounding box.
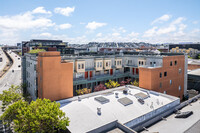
[0,50,21,116]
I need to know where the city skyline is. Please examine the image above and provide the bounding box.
[0,0,200,45]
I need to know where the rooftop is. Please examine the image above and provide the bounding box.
[188,69,200,77]
[58,85,179,133]
[141,97,200,133]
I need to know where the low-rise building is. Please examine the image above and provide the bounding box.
[58,85,180,133]
[22,51,187,101]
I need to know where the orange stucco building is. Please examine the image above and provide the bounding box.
[139,55,185,100]
[37,52,73,101]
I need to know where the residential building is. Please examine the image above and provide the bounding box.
[170,47,199,58]
[22,51,187,101]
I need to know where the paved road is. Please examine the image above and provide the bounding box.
[0,47,8,72]
[0,50,21,116]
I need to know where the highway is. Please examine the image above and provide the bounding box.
[0,48,8,72]
[0,50,21,116]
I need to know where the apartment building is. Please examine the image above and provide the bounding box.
[22,51,187,101]
[170,47,199,58]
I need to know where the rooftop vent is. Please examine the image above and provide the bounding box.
[118,97,133,106]
[94,96,110,104]
[123,89,128,94]
[97,107,101,115]
[115,92,119,98]
[78,96,81,101]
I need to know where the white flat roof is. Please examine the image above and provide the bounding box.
[188,68,200,76]
[142,99,200,133]
[59,86,179,133]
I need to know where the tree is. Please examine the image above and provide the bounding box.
[131,80,139,87]
[76,88,91,95]
[198,54,200,59]
[105,80,120,89]
[28,49,46,54]
[94,84,106,92]
[0,85,22,111]
[0,99,70,133]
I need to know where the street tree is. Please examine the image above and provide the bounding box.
[0,99,70,133]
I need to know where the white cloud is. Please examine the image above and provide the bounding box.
[157,25,176,35]
[56,23,72,30]
[86,21,107,30]
[128,32,139,37]
[119,27,126,33]
[112,32,120,36]
[171,17,185,25]
[96,33,102,37]
[39,32,52,37]
[32,7,51,14]
[0,12,55,31]
[193,21,198,24]
[54,7,75,16]
[143,27,158,37]
[152,14,171,25]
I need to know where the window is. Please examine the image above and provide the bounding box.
[179,68,182,74]
[34,64,36,71]
[179,86,181,91]
[160,72,162,78]
[170,61,172,66]
[117,61,119,65]
[82,64,84,69]
[142,61,143,65]
[175,61,177,65]
[120,61,121,65]
[150,62,152,65]
[160,82,162,88]
[78,64,81,69]
[106,62,108,67]
[164,72,167,77]
[170,80,172,85]
[154,62,156,64]
[100,62,102,67]
[139,61,141,65]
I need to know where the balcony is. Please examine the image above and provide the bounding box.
[73,72,133,85]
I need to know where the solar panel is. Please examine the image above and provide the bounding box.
[94,96,110,104]
[118,97,133,106]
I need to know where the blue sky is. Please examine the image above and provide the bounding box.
[0,0,200,45]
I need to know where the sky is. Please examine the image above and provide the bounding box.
[0,0,200,45]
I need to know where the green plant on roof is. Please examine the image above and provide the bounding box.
[105,80,120,89]
[28,49,46,54]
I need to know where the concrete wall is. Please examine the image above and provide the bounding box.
[26,55,37,100]
[139,55,185,100]
[38,52,73,101]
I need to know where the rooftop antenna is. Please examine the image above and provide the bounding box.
[150,102,154,110]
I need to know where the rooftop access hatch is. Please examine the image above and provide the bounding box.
[118,97,133,106]
[94,96,110,104]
